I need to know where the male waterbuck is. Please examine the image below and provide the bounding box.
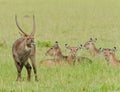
[12,15,38,81]
[100,47,120,66]
[40,41,67,66]
[65,44,92,65]
[84,38,101,57]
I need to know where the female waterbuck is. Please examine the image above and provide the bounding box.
[100,47,120,66]
[40,41,67,66]
[65,44,92,65]
[12,15,38,81]
[45,41,67,61]
[84,38,101,57]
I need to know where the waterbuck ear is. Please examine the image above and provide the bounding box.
[112,47,116,52]
[95,38,97,41]
[90,38,93,41]
[99,47,104,52]
[54,41,58,47]
[93,38,97,42]
[77,44,82,49]
[114,47,116,49]
[90,38,97,42]
[65,44,71,50]
[55,41,58,44]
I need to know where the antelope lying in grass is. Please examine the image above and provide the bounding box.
[100,47,120,66]
[84,38,101,57]
[12,15,38,81]
[40,59,56,67]
[65,44,92,65]
[40,41,67,66]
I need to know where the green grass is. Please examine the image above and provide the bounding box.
[1,0,120,91]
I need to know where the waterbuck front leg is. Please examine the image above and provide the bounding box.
[29,55,38,81]
[25,61,32,81]
[15,61,24,81]
[13,53,23,81]
[13,50,21,66]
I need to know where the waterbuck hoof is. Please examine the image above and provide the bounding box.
[27,77,31,82]
[16,78,21,82]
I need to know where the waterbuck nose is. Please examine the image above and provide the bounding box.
[72,52,76,57]
[105,57,109,62]
[31,42,36,46]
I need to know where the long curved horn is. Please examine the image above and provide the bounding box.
[30,15,35,36]
[15,15,27,36]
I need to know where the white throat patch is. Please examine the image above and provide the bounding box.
[25,46,31,51]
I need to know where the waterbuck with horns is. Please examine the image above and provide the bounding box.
[12,15,38,81]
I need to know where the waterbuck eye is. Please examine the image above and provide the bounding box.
[87,42,90,44]
[86,43,89,45]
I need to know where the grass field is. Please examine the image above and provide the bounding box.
[1,0,120,91]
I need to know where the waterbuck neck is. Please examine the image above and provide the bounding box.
[109,54,120,65]
[67,53,76,62]
[89,45,99,56]
[54,51,65,61]
[17,39,31,55]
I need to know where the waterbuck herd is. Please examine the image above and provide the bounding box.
[12,15,120,81]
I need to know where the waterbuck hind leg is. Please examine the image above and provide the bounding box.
[15,62,24,81]
[25,62,32,81]
[29,55,38,81]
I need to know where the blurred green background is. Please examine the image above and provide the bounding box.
[0,0,120,92]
